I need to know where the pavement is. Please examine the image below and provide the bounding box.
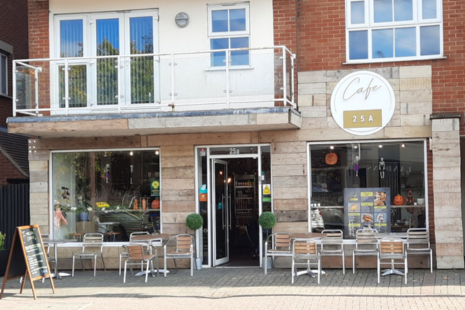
[2,266,465,309]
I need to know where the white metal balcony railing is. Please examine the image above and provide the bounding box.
[13,46,295,117]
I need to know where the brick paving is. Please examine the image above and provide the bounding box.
[2,267,465,309]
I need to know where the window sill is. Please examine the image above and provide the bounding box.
[0,93,12,100]
[343,55,448,65]
[205,66,254,72]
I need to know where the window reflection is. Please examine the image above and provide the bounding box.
[374,0,392,23]
[372,29,393,58]
[422,0,437,19]
[420,25,440,55]
[309,141,426,237]
[349,30,368,60]
[395,27,416,57]
[394,0,413,21]
[351,1,365,24]
[52,150,161,241]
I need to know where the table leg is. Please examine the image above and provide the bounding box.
[382,259,405,276]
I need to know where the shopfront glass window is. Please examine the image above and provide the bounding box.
[51,149,160,241]
[309,141,426,238]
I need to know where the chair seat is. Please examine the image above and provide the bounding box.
[126,254,157,261]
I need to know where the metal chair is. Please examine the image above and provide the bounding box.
[263,232,292,274]
[163,234,194,277]
[118,231,150,275]
[41,234,54,283]
[123,244,159,283]
[291,239,321,284]
[378,237,407,284]
[72,233,106,277]
[406,228,433,273]
[352,228,379,274]
[320,229,345,274]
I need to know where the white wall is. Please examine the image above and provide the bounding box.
[49,0,274,55]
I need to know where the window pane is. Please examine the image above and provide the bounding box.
[212,10,228,32]
[230,9,246,31]
[1,55,6,94]
[130,16,153,54]
[96,19,119,55]
[420,25,440,55]
[349,30,368,60]
[394,0,413,21]
[130,17,154,104]
[395,27,416,57]
[60,19,83,57]
[422,0,437,19]
[372,29,393,58]
[211,38,229,66]
[351,1,365,24]
[374,0,392,23]
[231,37,249,66]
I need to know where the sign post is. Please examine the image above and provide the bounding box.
[0,225,55,300]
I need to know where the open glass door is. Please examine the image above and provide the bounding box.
[212,159,229,266]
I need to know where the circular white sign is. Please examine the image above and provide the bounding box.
[330,71,396,135]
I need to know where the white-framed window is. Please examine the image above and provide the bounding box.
[208,3,250,67]
[346,0,443,63]
[0,52,8,96]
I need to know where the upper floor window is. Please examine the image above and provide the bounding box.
[346,0,443,63]
[0,52,7,96]
[208,4,250,67]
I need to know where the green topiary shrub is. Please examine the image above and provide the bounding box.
[259,212,276,230]
[186,213,204,231]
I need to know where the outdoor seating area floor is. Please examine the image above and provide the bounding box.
[1,268,465,309]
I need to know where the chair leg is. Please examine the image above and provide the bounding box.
[430,250,433,273]
[404,257,408,284]
[264,253,268,275]
[123,261,127,283]
[100,253,106,271]
[342,252,345,274]
[72,255,75,277]
[353,253,356,274]
[164,255,167,277]
[317,258,321,284]
[291,258,294,284]
[119,254,122,276]
[93,256,97,277]
[377,256,380,284]
[145,260,149,283]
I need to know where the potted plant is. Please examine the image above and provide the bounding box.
[0,231,8,277]
[259,212,276,270]
[76,178,92,221]
[185,213,204,270]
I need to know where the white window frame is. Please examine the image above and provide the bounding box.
[208,3,251,68]
[345,0,443,63]
[0,52,8,96]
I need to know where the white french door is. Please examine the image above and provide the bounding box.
[212,159,230,266]
[54,10,159,110]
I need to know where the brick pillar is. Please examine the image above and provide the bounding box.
[432,117,464,269]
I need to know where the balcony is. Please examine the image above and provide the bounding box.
[8,46,301,138]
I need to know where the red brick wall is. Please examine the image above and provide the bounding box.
[0,0,28,125]
[293,0,465,132]
[0,153,26,186]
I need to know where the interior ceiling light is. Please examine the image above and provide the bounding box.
[401,144,405,148]
[378,145,383,148]
[330,145,334,150]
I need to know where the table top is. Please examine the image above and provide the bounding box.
[99,222,119,225]
[290,233,327,239]
[130,233,170,242]
[43,238,78,244]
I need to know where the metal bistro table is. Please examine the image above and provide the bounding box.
[43,238,77,279]
[289,233,326,278]
[130,233,170,276]
[376,232,408,276]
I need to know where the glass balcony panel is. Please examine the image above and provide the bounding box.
[130,55,155,104]
[15,64,36,111]
[229,48,276,108]
[171,52,227,109]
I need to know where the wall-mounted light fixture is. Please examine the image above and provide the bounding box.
[175,12,189,28]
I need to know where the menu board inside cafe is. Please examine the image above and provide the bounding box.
[344,187,391,238]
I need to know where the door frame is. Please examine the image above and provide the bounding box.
[195,144,272,268]
[212,159,230,266]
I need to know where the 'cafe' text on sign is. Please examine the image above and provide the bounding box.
[330,71,396,135]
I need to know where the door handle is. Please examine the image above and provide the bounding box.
[228,195,232,229]
[222,194,225,230]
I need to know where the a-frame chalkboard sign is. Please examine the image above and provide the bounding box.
[0,225,55,300]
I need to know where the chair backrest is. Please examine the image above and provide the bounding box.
[126,245,146,259]
[355,229,378,250]
[130,231,149,240]
[379,238,404,258]
[407,228,430,249]
[271,233,291,251]
[82,233,104,251]
[293,239,318,258]
[321,229,343,249]
[174,234,193,253]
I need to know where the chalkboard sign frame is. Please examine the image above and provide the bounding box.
[0,225,55,300]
